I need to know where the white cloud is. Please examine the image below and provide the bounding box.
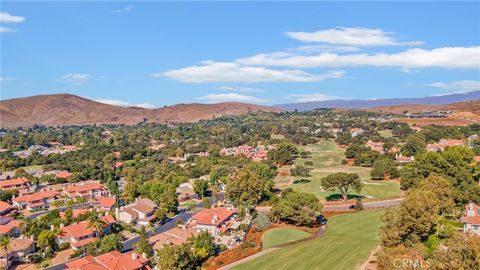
[94,98,156,109]
[286,27,422,46]
[59,73,91,85]
[196,93,267,104]
[0,12,25,23]
[0,76,15,81]
[427,80,480,93]
[292,44,360,53]
[236,47,480,69]
[115,6,134,14]
[0,26,15,33]
[286,93,343,103]
[216,86,265,93]
[160,61,345,83]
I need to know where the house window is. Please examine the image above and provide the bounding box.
[477,209,480,215]
[474,225,479,231]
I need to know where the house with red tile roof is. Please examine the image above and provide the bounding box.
[63,181,110,199]
[365,140,384,153]
[0,177,30,192]
[188,207,237,236]
[59,208,91,220]
[427,139,465,152]
[116,198,157,225]
[57,221,98,249]
[0,218,22,237]
[95,196,117,211]
[0,238,35,269]
[66,250,150,270]
[395,154,415,163]
[350,128,365,137]
[149,227,198,250]
[462,202,480,235]
[13,189,61,211]
[56,171,73,179]
[0,201,12,215]
[115,161,124,168]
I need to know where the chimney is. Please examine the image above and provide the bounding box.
[131,253,138,260]
[142,253,147,259]
[60,223,64,228]
[30,235,34,241]
[50,224,55,231]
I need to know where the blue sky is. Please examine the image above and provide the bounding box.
[1,1,479,107]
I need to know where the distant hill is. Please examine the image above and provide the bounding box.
[0,94,282,128]
[276,91,480,111]
[365,99,480,115]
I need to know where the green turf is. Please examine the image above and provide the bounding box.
[262,228,312,250]
[378,130,393,138]
[233,209,385,270]
[291,141,401,200]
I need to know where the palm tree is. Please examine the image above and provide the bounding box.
[87,210,106,237]
[0,235,11,269]
[38,229,56,254]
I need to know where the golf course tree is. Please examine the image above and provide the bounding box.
[370,158,400,180]
[268,141,298,165]
[400,133,426,157]
[321,172,363,200]
[269,188,322,226]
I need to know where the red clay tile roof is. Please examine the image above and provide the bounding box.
[71,237,97,248]
[101,215,116,225]
[0,224,14,234]
[59,221,96,239]
[463,216,480,225]
[190,207,236,227]
[65,182,107,193]
[56,171,73,178]
[66,251,149,270]
[0,201,12,212]
[15,190,60,203]
[96,197,116,208]
[0,177,30,189]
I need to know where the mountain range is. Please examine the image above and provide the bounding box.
[0,94,281,128]
[275,91,480,111]
[1,92,479,128]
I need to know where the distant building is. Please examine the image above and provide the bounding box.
[365,140,384,153]
[395,154,415,163]
[462,202,480,235]
[350,128,365,137]
[0,201,13,216]
[426,139,465,152]
[63,181,110,199]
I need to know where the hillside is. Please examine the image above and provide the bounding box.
[0,94,282,128]
[365,100,480,126]
[275,91,480,111]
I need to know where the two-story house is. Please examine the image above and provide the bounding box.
[116,198,157,225]
[462,202,480,235]
[188,207,237,236]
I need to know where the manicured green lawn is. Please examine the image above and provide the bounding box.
[233,209,385,270]
[379,129,393,138]
[262,228,312,250]
[291,141,401,200]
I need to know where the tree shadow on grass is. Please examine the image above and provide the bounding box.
[325,193,364,201]
[293,179,311,184]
